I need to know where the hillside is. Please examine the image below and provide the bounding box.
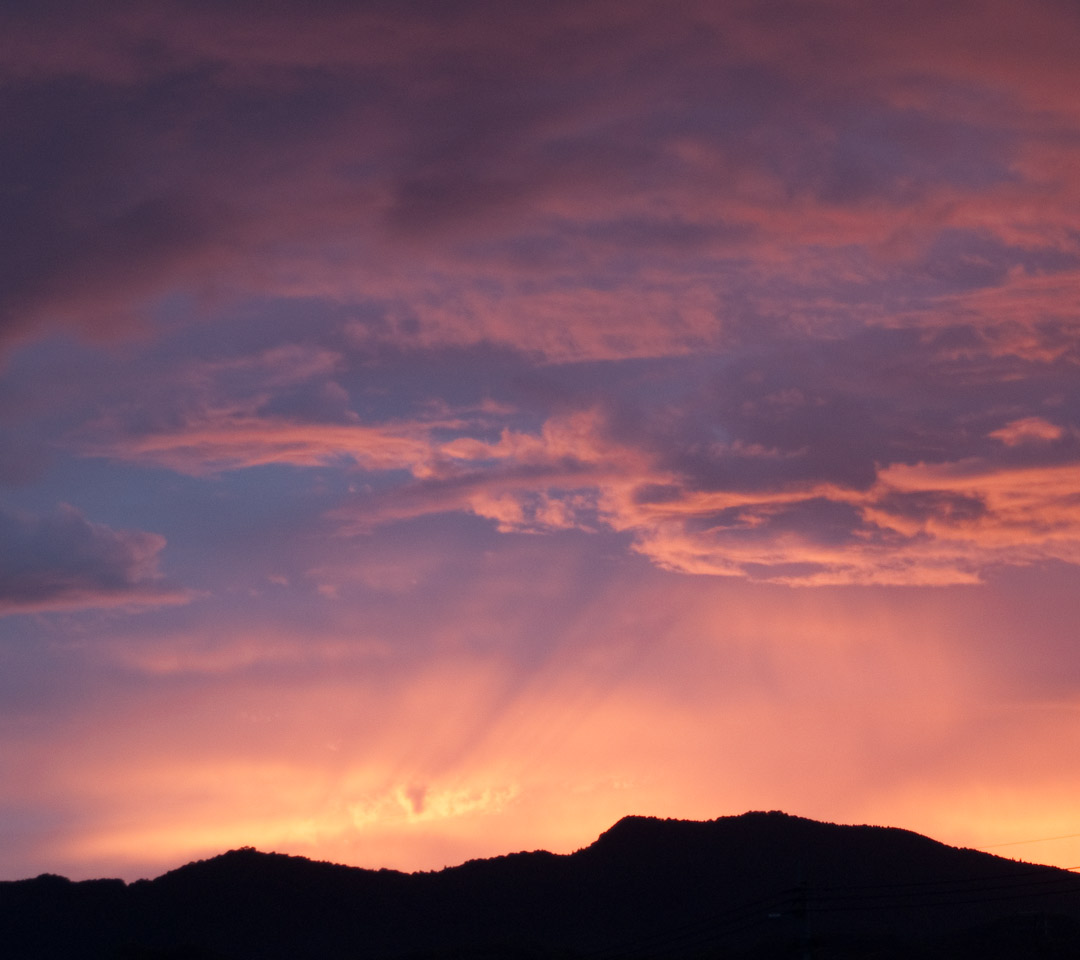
[3,812,1079,959]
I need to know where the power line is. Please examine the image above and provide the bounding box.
[808,874,1080,911]
[583,868,1080,958]
[585,889,797,960]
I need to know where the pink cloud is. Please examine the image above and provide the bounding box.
[91,417,436,475]
[4,0,1079,586]
[990,416,1066,446]
[0,0,1076,368]
[82,379,1080,586]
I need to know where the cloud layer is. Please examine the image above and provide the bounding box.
[2,0,1078,359]
[78,328,1080,585]
[1,0,1077,588]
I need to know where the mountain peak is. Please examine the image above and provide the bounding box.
[591,809,811,849]
[6,814,1080,960]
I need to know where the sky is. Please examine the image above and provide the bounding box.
[2,0,1080,882]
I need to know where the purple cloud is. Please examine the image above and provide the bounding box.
[0,0,1075,365]
[0,505,185,614]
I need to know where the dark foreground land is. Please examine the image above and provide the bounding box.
[4,811,1080,959]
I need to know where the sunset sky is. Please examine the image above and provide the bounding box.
[3,0,1080,882]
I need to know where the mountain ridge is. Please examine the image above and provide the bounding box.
[4,811,1080,959]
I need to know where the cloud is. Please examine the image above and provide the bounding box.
[990,416,1066,446]
[0,505,185,615]
[90,417,436,475]
[3,0,1078,588]
[1,0,1077,365]
[67,310,1080,587]
[91,395,1080,586]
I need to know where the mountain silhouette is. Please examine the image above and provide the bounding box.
[3,812,1080,959]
